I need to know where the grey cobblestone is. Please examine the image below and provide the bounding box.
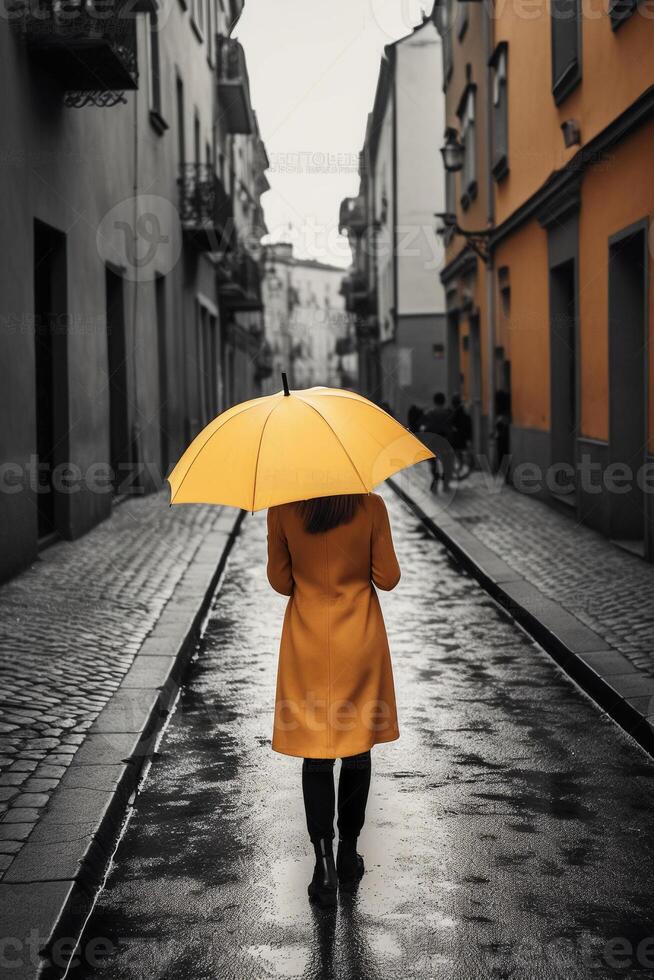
[0,491,224,880]
[402,464,654,678]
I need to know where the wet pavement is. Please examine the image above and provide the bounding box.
[0,493,223,878]
[70,488,654,979]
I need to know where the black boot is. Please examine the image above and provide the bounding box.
[336,837,364,892]
[308,838,338,907]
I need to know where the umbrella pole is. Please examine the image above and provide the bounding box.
[281,372,290,396]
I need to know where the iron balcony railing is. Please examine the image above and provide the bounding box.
[216,35,252,135]
[178,164,234,252]
[340,270,369,313]
[339,196,366,236]
[218,250,263,311]
[14,0,138,94]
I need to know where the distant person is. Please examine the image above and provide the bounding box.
[407,404,424,433]
[494,389,511,473]
[449,394,471,453]
[420,392,454,493]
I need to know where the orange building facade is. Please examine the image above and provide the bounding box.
[436,0,654,559]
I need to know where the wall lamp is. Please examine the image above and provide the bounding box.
[440,127,464,173]
[435,212,492,263]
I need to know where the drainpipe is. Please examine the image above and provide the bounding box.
[483,0,496,469]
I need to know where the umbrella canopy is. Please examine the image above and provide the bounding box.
[168,379,434,511]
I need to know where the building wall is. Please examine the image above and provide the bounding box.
[374,88,395,346]
[0,1,268,582]
[494,220,550,434]
[494,6,654,223]
[290,261,354,389]
[579,122,654,451]
[439,0,492,449]
[396,314,447,425]
[395,22,446,317]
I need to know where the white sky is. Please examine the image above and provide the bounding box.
[236,0,432,268]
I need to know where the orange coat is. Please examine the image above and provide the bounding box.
[266,493,401,759]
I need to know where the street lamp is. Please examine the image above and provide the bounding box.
[435,212,492,263]
[440,127,464,173]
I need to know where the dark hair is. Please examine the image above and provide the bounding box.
[295,494,365,534]
[433,392,446,406]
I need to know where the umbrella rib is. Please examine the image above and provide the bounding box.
[301,389,403,424]
[297,397,369,494]
[171,399,272,503]
[250,400,281,512]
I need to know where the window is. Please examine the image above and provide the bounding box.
[191,0,205,40]
[490,43,508,181]
[457,85,476,208]
[445,168,456,218]
[146,14,167,133]
[437,0,453,87]
[551,0,581,104]
[176,75,185,165]
[456,1,468,40]
[609,0,638,28]
[207,0,216,65]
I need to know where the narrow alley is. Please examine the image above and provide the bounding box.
[71,489,654,980]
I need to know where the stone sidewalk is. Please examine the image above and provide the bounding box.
[393,463,654,754]
[397,464,654,676]
[0,493,230,883]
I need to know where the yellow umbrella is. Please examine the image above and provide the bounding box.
[168,374,434,511]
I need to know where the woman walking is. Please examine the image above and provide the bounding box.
[266,492,401,907]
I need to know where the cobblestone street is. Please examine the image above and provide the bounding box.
[398,465,654,678]
[0,494,223,880]
[70,488,654,980]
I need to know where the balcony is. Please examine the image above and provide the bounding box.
[217,36,252,135]
[218,251,262,311]
[16,0,138,95]
[356,314,379,343]
[340,270,369,314]
[339,196,366,236]
[178,164,234,252]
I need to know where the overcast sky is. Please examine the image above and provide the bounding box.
[236,0,432,268]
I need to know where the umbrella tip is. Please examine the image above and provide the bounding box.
[281,372,290,396]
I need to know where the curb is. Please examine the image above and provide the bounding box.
[0,506,245,980]
[389,474,654,760]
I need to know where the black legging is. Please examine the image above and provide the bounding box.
[302,751,371,844]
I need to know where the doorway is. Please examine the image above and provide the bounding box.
[549,258,578,501]
[608,223,648,553]
[105,268,131,494]
[34,220,68,543]
[446,309,460,399]
[155,275,169,479]
[469,313,482,456]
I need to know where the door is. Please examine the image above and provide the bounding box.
[447,309,460,399]
[34,220,68,542]
[549,258,578,500]
[609,224,647,551]
[105,268,131,494]
[155,275,169,479]
[469,313,482,455]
